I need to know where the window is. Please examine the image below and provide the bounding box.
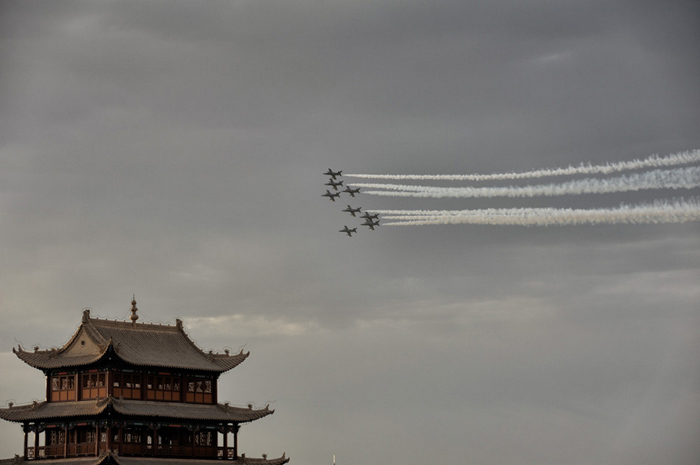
[80,372,107,399]
[146,374,181,401]
[112,372,142,399]
[120,428,143,444]
[185,377,213,403]
[195,430,214,446]
[50,375,76,401]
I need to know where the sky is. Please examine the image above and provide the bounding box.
[1,1,699,464]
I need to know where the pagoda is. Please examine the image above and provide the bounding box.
[0,299,289,465]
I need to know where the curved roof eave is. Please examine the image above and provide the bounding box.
[0,398,273,424]
[0,398,112,423]
[12,345,111,371]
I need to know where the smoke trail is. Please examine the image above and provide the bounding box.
[380,199,700,226]
[352,166,700,199]
[346,149,700,181]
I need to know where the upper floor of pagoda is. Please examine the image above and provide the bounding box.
[13,301,248,375]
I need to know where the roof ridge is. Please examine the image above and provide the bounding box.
[79,310,110,349]
[89,317,180,332]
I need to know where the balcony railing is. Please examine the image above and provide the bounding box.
[28,443,107,460]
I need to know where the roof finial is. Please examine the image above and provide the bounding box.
[130,295,139,324]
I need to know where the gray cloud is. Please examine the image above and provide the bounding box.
[1,1,699,464]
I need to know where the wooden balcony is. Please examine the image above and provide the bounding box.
[27,444,236,460]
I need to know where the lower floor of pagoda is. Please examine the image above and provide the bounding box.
[24,424,240,461]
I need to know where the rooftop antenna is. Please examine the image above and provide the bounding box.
[130,295,139,324]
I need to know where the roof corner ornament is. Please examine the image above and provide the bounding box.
[130,295,139,324]
[82,308,91,323]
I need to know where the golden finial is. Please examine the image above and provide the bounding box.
[130,295,139,324]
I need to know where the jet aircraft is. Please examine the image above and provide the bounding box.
[362,219,380,230]
[343,186,360,197]
[361,212,379,221]
[324,169,342,179]
[342,205,362,217]
[323,190,341,202]
[325,179,344,190]
[339,226,357,237]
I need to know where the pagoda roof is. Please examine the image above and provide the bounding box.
[0,398,273,424]
[0,452,290,465]
[13,309,248,373]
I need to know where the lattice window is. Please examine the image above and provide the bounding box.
[146,374,181,401]
[195,430,214,446]
[112,372,142,399]
[80,372,106,399]
[50,374,76,401]
[185,377,213,403]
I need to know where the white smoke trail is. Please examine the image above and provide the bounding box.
[379,199,700,226]
[346,149,700,181]
[352,166,700,199]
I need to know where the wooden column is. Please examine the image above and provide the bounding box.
[64,425,68,458]
[23,426,28,460]
[34,425,39,459]
[192,428,197,457]
[95,424,99,456]
[233,424,239,459]
[153,425,157,456]
[223,425,228,459]
[106,424,112,452]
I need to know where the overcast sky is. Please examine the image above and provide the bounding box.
[1,1,699,464]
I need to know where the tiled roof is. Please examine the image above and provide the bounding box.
[0,398,111,422]
[14,310,248,373]
[0,398,272,424]
[112,398,273,422]
[0,456,109,465]
[0,454,290,465]
[13,349,109,370]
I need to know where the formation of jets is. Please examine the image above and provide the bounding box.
[322,169,379,237]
